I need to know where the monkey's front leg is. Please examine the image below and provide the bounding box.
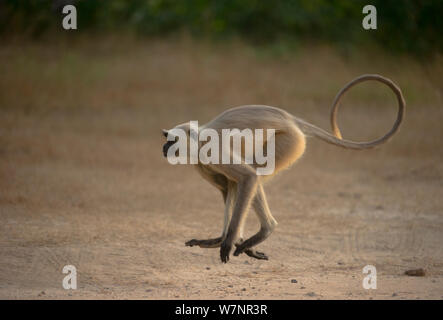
[220,175,258,263]
[185,180,236,249]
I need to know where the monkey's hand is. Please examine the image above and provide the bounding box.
[220,240,232,263]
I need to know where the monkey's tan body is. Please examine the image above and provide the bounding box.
[162,75,405,263]
[203,105,307,175]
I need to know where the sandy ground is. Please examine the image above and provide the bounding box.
[0,39,442,299]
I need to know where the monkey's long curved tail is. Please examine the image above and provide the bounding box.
[294,74,406,150]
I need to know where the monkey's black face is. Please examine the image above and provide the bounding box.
[162,130,179,158]
[162,140,175,157]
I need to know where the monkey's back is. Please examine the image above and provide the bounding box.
[204,105,293,131]
[203,105,306,175]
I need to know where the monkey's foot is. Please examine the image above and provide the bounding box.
[233,244,268,260]
[185,237,222,248]
[244,249,268,260]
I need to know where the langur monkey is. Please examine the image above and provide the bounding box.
[162,74,405,263]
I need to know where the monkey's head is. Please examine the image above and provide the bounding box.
[162,129,176,157]
[162,122,193,158]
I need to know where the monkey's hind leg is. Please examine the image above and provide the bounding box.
[234,184,277,259]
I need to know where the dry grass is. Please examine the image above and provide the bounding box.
[1,36,442,151]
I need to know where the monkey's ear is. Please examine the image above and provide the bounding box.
[162,129,168,137]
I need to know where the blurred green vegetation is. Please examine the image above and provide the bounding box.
[1,0,442,55]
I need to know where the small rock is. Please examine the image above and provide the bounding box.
[300,286,306,289]
[405,268,426,277]
[291,279,298,283]
[305,292,316,297]
[205,267,211,270]
[227,284,233,288]
[375,205,384,210]
[241,288,246,291]
[337,261,344,265]
[392,293,398,297]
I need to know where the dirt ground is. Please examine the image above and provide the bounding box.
[0,38,442,299]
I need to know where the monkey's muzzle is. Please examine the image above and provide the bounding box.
[163,141,174,157]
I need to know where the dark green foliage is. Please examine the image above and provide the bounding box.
[1,0,441,54]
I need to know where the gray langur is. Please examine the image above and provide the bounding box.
[162,74,405,263]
